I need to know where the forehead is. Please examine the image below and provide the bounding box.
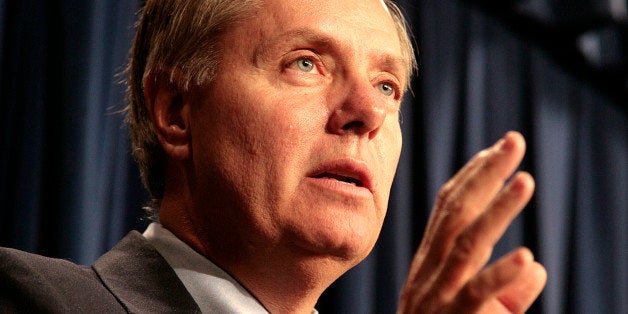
[247,0,404,60]
[260,0,393,23]
[259,0,397,38]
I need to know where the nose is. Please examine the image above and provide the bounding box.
[327,80,387,140]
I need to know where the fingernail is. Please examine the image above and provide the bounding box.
[497,132,516,151]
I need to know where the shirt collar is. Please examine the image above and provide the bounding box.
[143,222,270,313]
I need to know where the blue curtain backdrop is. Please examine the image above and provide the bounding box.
[1,1,625,314]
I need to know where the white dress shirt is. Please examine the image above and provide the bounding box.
[143,222,270,313]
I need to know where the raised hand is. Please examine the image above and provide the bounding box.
[398,131,547,313]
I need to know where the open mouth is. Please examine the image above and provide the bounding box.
[313,172,363,187]
[306,158,374,195]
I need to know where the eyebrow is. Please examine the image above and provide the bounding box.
[372,54,407,79]
[254,27,409,83]
[254,28,336,62]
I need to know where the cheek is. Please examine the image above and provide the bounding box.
[261,95,328,154]
[373,120,402,203]
[189,88,271,189]
[380,120,403,174]
[227,95,324,189]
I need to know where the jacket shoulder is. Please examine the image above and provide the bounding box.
[93,231,201,313]
[0,246,125,313]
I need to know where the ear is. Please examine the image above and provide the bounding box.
[144,71,191,160]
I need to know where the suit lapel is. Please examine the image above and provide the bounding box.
[92,231,201,313]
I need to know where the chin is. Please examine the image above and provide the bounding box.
[286,211,382,264]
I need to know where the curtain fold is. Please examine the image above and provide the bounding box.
[1,1,625,313]
[0,0,147,264]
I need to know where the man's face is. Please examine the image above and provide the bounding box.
[187,0,406,264]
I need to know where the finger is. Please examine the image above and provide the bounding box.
[419,134,511,249]
[419,172,535,306]
[410,133,527,285]
[400,136,510,312]
[401,136,508,297]
[496,260,547,313]
[400,133,528,310]
[401,137,509,306]
[448,248,542,313]
[431,132,526,252]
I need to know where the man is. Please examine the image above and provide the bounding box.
[0,0,546,313]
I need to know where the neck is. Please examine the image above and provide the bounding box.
[157,170,356,313]
[160,202,352,314]
[223,250,349,314]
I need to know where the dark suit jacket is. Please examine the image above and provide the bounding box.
[0,231,201,313]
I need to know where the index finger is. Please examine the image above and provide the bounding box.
[420,132,527,266]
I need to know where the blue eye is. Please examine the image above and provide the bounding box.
[378,82,395,97]
[296,58,315,72]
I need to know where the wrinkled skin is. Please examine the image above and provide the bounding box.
[398,132,547,313]
[145,0,546,312]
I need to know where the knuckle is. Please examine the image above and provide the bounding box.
[439,198,478,231]
[445,198,467,215]
[432,288,455,309]
[473,147,494,165]
[451,233,494,269]
[452,234,478,261]
[436,181,454,207]
[460,282,485,305]
[480,152,499,172]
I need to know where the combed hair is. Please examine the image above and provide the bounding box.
[126,0,262,212]
[384,0,418,89]
[126,0,417,214]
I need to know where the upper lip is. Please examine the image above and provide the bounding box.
[307,158,374,193]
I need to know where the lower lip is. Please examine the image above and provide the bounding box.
[304,177,373,199]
